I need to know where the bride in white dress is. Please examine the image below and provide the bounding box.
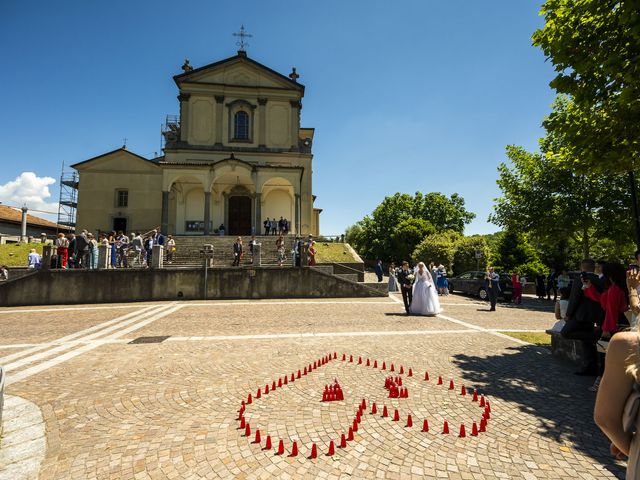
[410,262,442,316]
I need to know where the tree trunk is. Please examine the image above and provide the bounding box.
[582,226,590,259]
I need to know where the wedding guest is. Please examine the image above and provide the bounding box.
[583,262,630,392]
[75,231,89,268]
[535,273,546,299]
[87,233,98,269]
[557,269,571,290]
[562,259,605,377]
[551,287,571,332]
[166,235,176,264]
[293,236,303,267]
[109,230,117,268]
[276,235,286,266]
[249,235,257,257]
[131,233,143,267]
[264,218,270,235]
[27,248,41,269]
[388,263,399,292]
[397,261,414,315]
[218,224,226,236]
[308,240,317,266]
[593,268,640,475]
[629,251,640,327]
[375,260,384,282]
[547,268,558,301]
[593,326,640,476]
[0,265,8,281]
[511,271,523,305]
[67,233,77,268]
[436,265,449,296]
[55,232,69,269]
[429,262,438,285]
[485,267,500,311]
[232,236,243,266]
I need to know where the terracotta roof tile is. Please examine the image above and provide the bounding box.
[0,205,69,230]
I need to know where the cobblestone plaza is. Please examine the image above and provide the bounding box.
[0,295,626,479]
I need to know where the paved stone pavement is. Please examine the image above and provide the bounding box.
[0,293,626,479]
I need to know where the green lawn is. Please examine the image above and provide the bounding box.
[0,243,44,267]
[315,243,360,264]
[499,331,551,347]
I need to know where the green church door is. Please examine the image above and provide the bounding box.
[228,196,252,235]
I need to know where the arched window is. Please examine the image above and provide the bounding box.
[234,111,249,140]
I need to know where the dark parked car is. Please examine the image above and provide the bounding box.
[448,271,513,302]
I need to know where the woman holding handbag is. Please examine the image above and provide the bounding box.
[594,268,640,477]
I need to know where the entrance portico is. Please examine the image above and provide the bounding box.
[160,157,302,236]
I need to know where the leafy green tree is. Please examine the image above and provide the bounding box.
[346,192,475,261]
[490,143,632,259]
[453,235,489,273]
[390,218,436,263]
[532,1,640,173]
[412,231,460,272]
[492,230,544,277]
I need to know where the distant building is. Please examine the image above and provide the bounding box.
[72,49,321,236]
[0,205,72,239]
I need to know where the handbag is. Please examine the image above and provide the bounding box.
[623,381,640,432]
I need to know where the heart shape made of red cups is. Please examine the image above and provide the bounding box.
[237,352,492,459]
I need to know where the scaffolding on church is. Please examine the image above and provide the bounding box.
[57,162,78,232]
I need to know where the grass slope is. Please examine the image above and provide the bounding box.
[0,243,44,267]
[315,243,360,264]
[499,331,551,347]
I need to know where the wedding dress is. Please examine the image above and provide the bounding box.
[410,270,442,316]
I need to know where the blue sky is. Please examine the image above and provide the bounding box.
[0,0,554,235]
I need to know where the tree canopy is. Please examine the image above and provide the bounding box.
[345,192,475,261]
[532,0,640,173]
[490,141,633,262]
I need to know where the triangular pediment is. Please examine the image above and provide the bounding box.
[174,54,304,92]
[72,148,159,172]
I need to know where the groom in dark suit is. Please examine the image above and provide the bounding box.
[396,261,414,314]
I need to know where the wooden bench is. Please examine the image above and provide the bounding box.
[546,330,590,369]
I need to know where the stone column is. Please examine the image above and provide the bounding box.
[295,193,301,234]
[258,98,267,149]
[20,207,28,243]
[178,93,190,142]
[161,191,169,235]
[255,193,262,233]
[97,244,110,269]
[203,191,211,235]
[214,95,224,146]
[223,193,228,230]
[41,244,53,270]
[152,245,164,269]
[289,100,299,151]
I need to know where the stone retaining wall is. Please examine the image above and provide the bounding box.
[0,267,387,307]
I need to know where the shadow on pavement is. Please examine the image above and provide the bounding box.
[453,345,625,479]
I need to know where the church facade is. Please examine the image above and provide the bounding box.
[73,50,320,237]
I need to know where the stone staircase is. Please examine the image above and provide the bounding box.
[167,235,297,268]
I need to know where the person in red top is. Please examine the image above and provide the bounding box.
[511,271,523,305]
[583,262,630,392]
[583,263,630,338]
